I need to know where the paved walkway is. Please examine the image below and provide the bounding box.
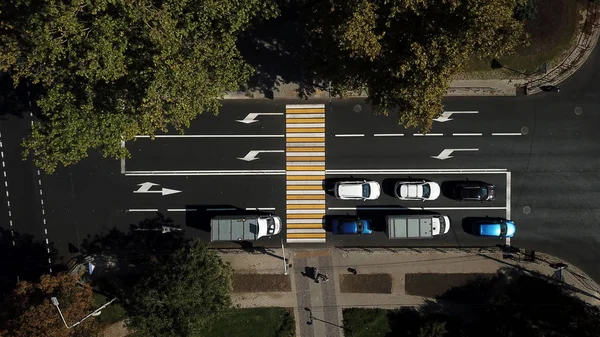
[224,2,599,98]
[220,247,600,337]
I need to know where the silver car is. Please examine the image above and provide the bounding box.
[334,181,381,201]
[394,180,441,201]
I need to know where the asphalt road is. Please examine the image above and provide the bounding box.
[2,47,600,283]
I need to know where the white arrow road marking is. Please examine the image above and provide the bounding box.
[134,182,182,196]
[236,113,283,124]
[431,148,479,160]
[433,111,478,122]
[237,150,284,162]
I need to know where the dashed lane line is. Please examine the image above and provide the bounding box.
[0,131,15,248]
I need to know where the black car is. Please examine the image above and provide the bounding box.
[453,182,495,201]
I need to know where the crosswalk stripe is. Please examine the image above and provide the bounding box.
[287,223,324,229]
[287,204,326,209]
[287,147,325,152]
[287,233,327,238]
[286,175,324,180]
[287,185,323,190]
[286,118,326,123]
[286,128,325,133]
[287,214,324,219]
[286,109,326,113]
[286,156,326,161]
[286,137,326,142]
[286,166,325,171]
[286,194,326,200]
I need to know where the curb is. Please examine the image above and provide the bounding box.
[526,2,600,95]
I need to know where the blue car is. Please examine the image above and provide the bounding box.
[471,218,516,238]
[331,218,373,235]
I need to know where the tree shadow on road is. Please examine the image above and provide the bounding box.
[79,213,188,292]
[0,227,58,301]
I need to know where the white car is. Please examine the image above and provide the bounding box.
[394,181,440,201]
[334,181,381,200]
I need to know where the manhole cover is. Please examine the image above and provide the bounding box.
[521,126,530,135]
[353,105,362,113]
[523,206,532,214]
[575,107,583,115]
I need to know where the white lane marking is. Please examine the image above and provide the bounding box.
[286,162,325,166]
[286,190,326,195]
[0,131,15,252]
[120,140,126,174]
[167,208,198,212]
[127,209,159,212]
[135,134,284,138]
[287,200,326,204]
[452,133,482,136]
[245,207,276,211]
[326,168,507,174]
[287,142,325,147]
[285,133,326,137]
[492,133,523,136]
[335,134,364,137]
[286,113,325,118]
[506,171,512,221]
[286,152,325,156]
[374,133,404,137]
[286,123,326,128]
[506,237,511,247]
[413,133,444,136]
[328,207,507,211]
[126,170,286,176]
[286,104,326,109]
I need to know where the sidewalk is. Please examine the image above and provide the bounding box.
[220,247,600,337]
[224,2,600,99]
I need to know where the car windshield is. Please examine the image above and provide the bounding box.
[422,184,431,198]
[362,184,371,198]
[480,186,488,199]
[499,223,507,236]
[266,217,276,235]
[356,222,363,232]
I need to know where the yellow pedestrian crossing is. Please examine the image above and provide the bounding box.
[285,104,327,243]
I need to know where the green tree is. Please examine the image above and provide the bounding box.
[0,0,278,173]
[303,0,527,131]
[126,239,233,337]
[0,273,99,337]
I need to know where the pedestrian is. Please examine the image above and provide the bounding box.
[348,267,357,275]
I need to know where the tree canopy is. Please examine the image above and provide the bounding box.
[0,273,99,337]
[0,0,278,173]
[304,0,527,131]
[126,240,233,337]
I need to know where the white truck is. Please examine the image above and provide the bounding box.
[385,214,450,239]
[210,215,282,242]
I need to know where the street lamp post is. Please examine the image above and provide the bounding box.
[51,296,117,329]
[304,307,351,336]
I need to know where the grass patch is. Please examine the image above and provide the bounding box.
[343,308,391,337]
[405,273,493,298]
[339,274,392,293]
[465,0,585,75]
[207,307,295,337]
[233,274,291,293]
[93,293,126,326]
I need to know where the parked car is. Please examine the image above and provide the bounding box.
[453,182,496,201]
[332,218,373,235]
[470,218,516,238]
[334,180,381,200]
[394,180,440,201]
